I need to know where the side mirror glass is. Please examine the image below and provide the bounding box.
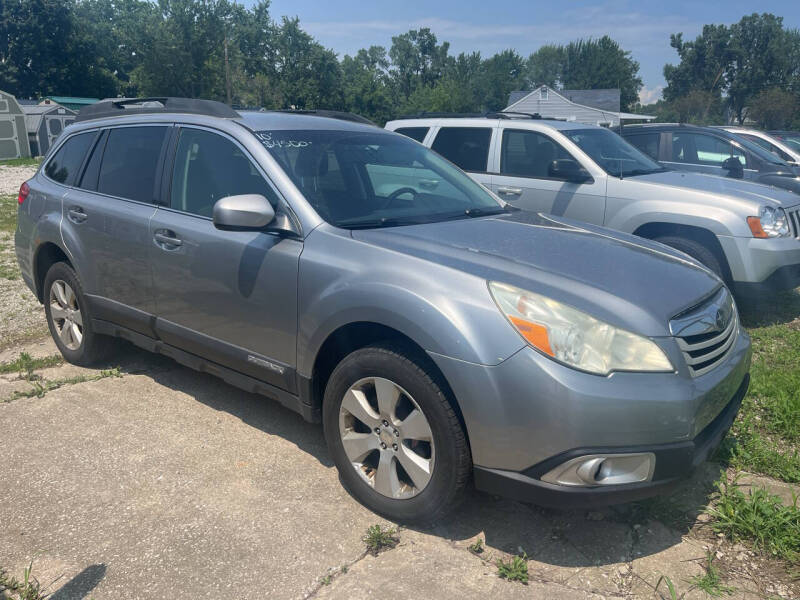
[213,194,275,230]
[549,159,592,183]
[722,157,744,178]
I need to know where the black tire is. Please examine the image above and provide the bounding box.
[323,342,471,524]
[43,262,116,366]
[654,235,725,280]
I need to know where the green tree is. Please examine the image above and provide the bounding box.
[478,49,526,111]
[526,45,563,88]
[749,88,799,129]
[389,28,451,100]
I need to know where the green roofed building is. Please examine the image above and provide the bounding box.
[40,96,100,111]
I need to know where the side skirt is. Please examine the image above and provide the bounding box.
[92,319,320,423]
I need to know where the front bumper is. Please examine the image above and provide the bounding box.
[473,374,748,508]
[718,234,800,291]
[429,326,751,507]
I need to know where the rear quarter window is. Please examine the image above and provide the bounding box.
[44,132,96,185]
[431,127,492,172]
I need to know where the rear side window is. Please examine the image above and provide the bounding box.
[625,133,660,160]
[431,127,491,172]
[44,132,96,185]
[170,128,278,218]
[394,127,429,143]
[98,126,168,203]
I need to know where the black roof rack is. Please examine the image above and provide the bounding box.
[75,97,240,122]
[395,111,565,121]
[272,109,377,126]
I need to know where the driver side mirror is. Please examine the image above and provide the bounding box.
[722,156,744,179]
[549,159,592,183]
[213,194,275,230]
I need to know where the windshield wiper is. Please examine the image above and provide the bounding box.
[464,206,516,217]
[624,167,668,177]
[336,216,425,229]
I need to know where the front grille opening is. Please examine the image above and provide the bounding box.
[686,337,728,359]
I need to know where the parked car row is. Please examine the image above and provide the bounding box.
[16,98,795,523]
[387,115,800,296]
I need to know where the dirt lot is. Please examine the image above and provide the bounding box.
[1,162,798,599]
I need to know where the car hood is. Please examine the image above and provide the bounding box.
[632,171,800,207]
[352,211,722,337]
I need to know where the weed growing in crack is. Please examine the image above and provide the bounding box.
[0,560,46,600]
[0,352,63,378]
[653,574,679,600]
[689,553,734,597]
[362,525,399,556]
[3,366,122,403]
[496,553,528,584]
[468,538,484,555]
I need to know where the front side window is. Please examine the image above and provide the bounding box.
[258,129,503,228]
[431,127,492,172]
[394,127,429,143]
[98,126,168,202]
[44,132,96,185]
[500,129,572,179]
[561,128,665,177]
[170,128,278,218]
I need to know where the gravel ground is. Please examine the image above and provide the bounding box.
[0,164,38,195]
[0,164,47,349]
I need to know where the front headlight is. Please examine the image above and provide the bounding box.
[489,282,673,376]
[747,206,790,238]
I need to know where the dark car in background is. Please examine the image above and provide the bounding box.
[621,124,800,195]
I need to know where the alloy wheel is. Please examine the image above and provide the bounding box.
[49,280,83,350]
[338,377,435,499]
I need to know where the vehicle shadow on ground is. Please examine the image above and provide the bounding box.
[737,287,800,328]
[49,563,106,600]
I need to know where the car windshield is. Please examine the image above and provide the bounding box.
[257,129,505,228]
[561,128,666,177]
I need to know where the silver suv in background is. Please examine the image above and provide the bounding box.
[716,126,800,168]
[387,116,800,295]
[17,99,751,523]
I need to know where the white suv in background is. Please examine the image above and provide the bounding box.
[385,115,800,296]
[716,126,800,168]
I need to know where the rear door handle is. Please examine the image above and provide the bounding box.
[67,206,87,223]
[496,186,523,196]
[154,230,183,249]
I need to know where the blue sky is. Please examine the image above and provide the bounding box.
[260,0,800,103]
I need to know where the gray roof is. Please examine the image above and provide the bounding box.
[22,104,76,132]
[237,111,378,133]
[506,88,621,113]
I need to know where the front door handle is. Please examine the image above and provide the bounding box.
[67,206,87,224]
[154,230,183,249]
[496,186,523,196]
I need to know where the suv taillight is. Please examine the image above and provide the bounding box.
[18,181,30,205]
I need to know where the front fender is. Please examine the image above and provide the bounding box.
[296,226,525,378]
[607,201,748,238]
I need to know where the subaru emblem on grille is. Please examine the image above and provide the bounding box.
[715,309,725,331]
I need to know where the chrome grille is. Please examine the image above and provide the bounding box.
[670,288,738,377]
[788,207,800,239]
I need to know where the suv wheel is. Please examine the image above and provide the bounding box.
[44,262,116,366]
[323,343,471,524]
[654,235,724,280]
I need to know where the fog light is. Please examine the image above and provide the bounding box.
[541,453,655,487]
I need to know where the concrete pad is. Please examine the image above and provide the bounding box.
[737,472,800,507]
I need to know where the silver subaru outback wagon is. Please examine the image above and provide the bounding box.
[15,98,751,523]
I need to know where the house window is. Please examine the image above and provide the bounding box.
[540,88,548,100]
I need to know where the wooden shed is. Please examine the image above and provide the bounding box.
[23,104,77,156]
[0,90,32,160]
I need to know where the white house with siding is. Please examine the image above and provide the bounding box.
[504,85,654,127]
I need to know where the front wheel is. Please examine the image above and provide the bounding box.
[323,343,471,524]
[654,235,725,280]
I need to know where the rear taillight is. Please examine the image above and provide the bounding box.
[18,181,30,205]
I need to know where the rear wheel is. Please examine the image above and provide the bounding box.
[43,262,116,366]
[654,235,724,280]
[323,343,471,524]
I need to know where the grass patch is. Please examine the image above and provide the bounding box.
[718,427,800,484]
[362,525,399,556]
[0,561,46,600]
[468,538,484,555]
[0,352,63,377]
[689,553,735,597]
[0,157,41,167]
[0,262,19,280]
[496,553,528,584]
[707,477,799,563]
[0,194,17,233]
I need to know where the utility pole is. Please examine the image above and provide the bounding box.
[224,34,232,105]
